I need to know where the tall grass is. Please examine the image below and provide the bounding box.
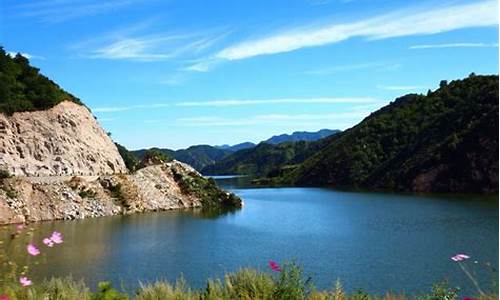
[0,263,497,300]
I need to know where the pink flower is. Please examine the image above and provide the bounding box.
[269,260,282,272]
[27,244,40,256]
[43,238,54,247]
[19,276,32,286]
[16,224,24,231]
[0,295,10,300]
[451,254,470,262]
[50,231,63,244]
[463,297,476,300]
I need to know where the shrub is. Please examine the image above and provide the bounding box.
[0,169,11,179]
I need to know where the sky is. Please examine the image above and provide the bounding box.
[1,0,498,150]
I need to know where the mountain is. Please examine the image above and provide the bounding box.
[215,142,256,152]
[214,129,339,152]
[133,129,340,171]
[289,74,498,193]
[133,145,231,171]
[201,138,333,176]
[264,129,340,144]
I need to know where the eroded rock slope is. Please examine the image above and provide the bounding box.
[0,101,127,176]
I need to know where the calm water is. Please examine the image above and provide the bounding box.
[1,176,498,296]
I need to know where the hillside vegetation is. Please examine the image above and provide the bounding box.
[291,74,498,193]
[202,139,334,176]
[133,145,231,171]
[0,48,81,115]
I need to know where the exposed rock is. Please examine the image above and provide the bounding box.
[0,101,127,176]
[0,160,242,224]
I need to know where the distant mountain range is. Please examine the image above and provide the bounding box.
[215,142,256,152]
[264,129,340,145]
[132,129,339,171]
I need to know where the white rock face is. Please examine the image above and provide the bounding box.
[0,101,127,176]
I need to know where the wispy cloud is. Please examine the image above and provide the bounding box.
[189,0,498,71]
[176,97,381,107]
[377,85,425,91]
[305,62,400,75]
[175,111,371,127]
[7,51,45,60]
[92,103,170,113]
[12,0,143,23]
[409,42,499,49]
[88,34,224,61]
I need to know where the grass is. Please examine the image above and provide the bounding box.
[0,263,496,300]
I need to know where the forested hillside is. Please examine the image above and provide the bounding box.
[0,48,81,115]
[201,139,334,176]
[291,74,498,193]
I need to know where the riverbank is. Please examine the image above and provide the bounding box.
[0,161,241,224]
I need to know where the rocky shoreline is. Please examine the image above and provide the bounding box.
[0,160,242,225]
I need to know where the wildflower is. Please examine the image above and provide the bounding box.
[269,260,282,272]
[451,254,470,262]
[16,224,24,231]
[27,244,40,256]
[50,231,63,244]
[463,297,476,300]
[43,237,54,247]
[0,295,9,300]
[19,276,32,286]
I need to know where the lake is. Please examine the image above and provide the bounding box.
[1,176,498,296]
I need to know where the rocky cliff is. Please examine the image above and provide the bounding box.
[0,101,127,176]
[0,160,241,224]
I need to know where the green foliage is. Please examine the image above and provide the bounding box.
[91,282,128,300]
[0,169,11,179]
[1,267,493,300]
[142,148,173,162]
[78,189,96,199]
[0,47,81,115]
[107,183,127,207]
[171,166,241,207]
[0,277,92,300]
[115,143,139,172]
[416,282,457,300]
[136,278,197,300]
[273,262,312,300]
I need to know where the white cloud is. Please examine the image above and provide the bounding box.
[377,85,425,91]
[176,97,381,107]
[92,103,170,112]
[89,34,224,61]
[7,51,45,60]
[175,111,371,127]
[409,42,499,49]
[188,0,497,71]
[12,0,142,23]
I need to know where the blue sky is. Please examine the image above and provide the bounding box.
[1,0,498,150]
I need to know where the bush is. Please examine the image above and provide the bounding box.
[0,169,11,179]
